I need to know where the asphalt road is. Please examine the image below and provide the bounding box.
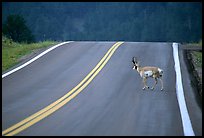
[2,42,202,136]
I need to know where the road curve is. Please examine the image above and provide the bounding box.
[2,42,202,136]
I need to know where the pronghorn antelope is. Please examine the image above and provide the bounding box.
[132,57,164,91]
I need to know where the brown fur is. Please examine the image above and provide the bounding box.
[132,57,164,91]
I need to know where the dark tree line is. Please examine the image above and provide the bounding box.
[2,2,202,43]
[2,15,35,43]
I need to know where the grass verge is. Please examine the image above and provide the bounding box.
[185,40,202,98]
[2,36,59,73]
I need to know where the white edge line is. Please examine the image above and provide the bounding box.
[172,42,195,136]
[2,41,74,78]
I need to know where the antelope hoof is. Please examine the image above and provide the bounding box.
[161,88,163,91]
[143,86,149,90]
[151,87,154,90]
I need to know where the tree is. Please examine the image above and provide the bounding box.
[3,14,35,43]
[2,2,201,42]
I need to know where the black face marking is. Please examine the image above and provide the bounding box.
[133,65,137,70]
[132,57,138,70]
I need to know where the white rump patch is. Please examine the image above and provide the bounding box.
[158,68,163,74]
[144,71,153,77]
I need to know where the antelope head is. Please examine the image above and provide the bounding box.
[132,57,140,71]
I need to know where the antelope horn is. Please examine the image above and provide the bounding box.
[132,57,137,64]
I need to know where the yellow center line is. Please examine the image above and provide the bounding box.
[2,42,120,135]
[2,41,124,136]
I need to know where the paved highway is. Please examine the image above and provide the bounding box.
[2,42,202,136]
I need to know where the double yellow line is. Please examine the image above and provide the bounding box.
[2,41,124,136]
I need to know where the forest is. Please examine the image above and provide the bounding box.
[2,2,202,43]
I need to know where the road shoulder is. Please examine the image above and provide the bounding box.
[178,46,202,136]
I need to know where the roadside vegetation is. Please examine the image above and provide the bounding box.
[2,15,59,73]
[187,40,202,68]
[191,40,202,98]
[186,40,202,98]
[191,40,202,68]
[2,35,58,73]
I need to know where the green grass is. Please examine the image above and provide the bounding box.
[187,40,202,68]
[185,39,202,47]
[2,36,59,73]
[192,40,202,68]
[192,51,202,68]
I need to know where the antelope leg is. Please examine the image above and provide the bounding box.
[151,78,158,90]
[143,77,149,90]
[159,78,164,91]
